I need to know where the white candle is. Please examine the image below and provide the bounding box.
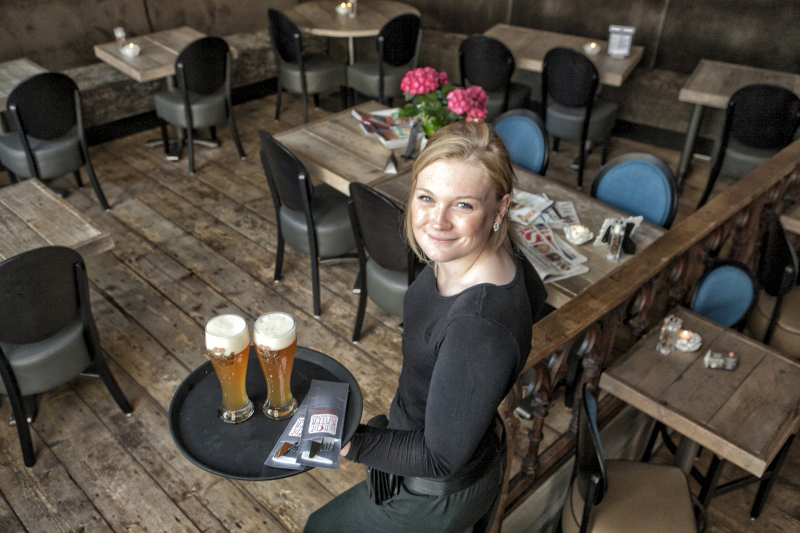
[678,330,693,341]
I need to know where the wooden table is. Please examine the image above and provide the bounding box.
[284,0,420,64]
[0,179,114,260]
[275,101,665,308]
[0,58,47,132]
[483,23,644,88]
[93,26,208,83]
[600,307,800,508]
[675,59,800,186]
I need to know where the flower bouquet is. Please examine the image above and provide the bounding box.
[397,67,488,137]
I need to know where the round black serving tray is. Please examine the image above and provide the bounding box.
[168,346,362,480]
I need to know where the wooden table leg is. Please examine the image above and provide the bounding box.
[676,103,705,190]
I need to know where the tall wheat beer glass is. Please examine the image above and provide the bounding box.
[254,312,298,420]
[205,314,255,423]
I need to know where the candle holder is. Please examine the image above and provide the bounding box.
[335,3,351,16]
[564,224,593,245]
[120,42,141,58]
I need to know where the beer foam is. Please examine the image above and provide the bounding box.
[254,312,296,350]
[206,314,249,354]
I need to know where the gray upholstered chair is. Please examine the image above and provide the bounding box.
[0,72,109,210]
[0,246,133,467]
[542,47,618,190]
[268,8,347,123]
[347,183,419,342]
[561,384,697,533]
[696,84,800,208]
[154,36,245,174]
[459,34,531,122]
[259,130,356,317]
[346,14,422,106]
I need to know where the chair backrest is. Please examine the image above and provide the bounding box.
[459,34,515,93]
[493,109,549,174]
[258,129,312,213]
[268,8,303,64]
[591,153,678,228]
[7,72,78,140]
[377,14,421,67]
[541,47,599,109]
[176,36,230,95]
[691,261,757,328]
[726,84,800,149]
[0,246,84,345]
[348,183,411,272]
[756,210,799,297]
[572,384,608,526]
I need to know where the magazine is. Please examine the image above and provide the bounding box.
[352,108,414,149]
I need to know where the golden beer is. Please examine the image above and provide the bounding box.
[254,312,298,420]
[205,314,255,423]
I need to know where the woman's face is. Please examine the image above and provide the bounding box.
[410,158,507,266]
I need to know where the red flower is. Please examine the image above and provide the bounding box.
[400,67,441,95]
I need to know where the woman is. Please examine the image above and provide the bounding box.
[304,121,547,532]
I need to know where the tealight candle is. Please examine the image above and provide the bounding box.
[335,2,350,15]
[572,225,588,234]
[678,330,693,341]
[583,41,601,55]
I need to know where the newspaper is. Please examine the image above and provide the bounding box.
[352,108,414,149]
[511,190,589,283]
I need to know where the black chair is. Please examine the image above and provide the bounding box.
[154,36,245,174]
[258,130,356,317]
[268,9,348,123]
[748,210,800,347]
[0,246,133,467]
[590,153,678,228]
[541,47,618,190]
[347,183,419,342]
[459,34,531,122]
[697,84,800,208]
[560,384,696,533]
[0,72,109,210]
[492,109,549,175]
[347,14,422,106]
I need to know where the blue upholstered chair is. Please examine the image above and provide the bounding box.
[691,261,757,329]
[697,84,800,208]
[590,153,677,228]
[493,109,549,175]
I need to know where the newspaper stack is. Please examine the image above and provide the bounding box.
[509,190,589,284]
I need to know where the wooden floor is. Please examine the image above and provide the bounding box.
[0,92,797,533]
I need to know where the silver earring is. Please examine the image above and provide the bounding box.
[492,222,499,232]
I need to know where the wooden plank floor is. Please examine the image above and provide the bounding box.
[0,92,796,532]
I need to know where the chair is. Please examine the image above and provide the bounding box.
[459,35,531,122]
[492,109,549,174]
[347,14,422,106]
[541,47,618,190]
[268,8,348,123]
[0,72,109,210]
[258,130,356,317]
[748,211,800,355]
[590,153,677,228]
[154,36,245,174]
[0,246,133,467]
[691,261,757,329]
[347,183,419,342]
[560,384,696,533]
[696,84,800,208]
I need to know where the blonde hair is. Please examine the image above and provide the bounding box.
[405,121,518,261]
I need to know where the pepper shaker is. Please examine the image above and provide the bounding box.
[606,221,625,261]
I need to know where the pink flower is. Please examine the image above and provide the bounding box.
[400,67,441,95]
[446,86,488,123]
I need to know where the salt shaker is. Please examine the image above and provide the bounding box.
[657,315,683,355]
[606,221,625,261]
[113,26,127,48]
[350,0,357,17]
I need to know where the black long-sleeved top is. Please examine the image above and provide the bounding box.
[345,255,546,479]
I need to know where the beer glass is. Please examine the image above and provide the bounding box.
[205,314,255,423]
[254,312,298,420]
